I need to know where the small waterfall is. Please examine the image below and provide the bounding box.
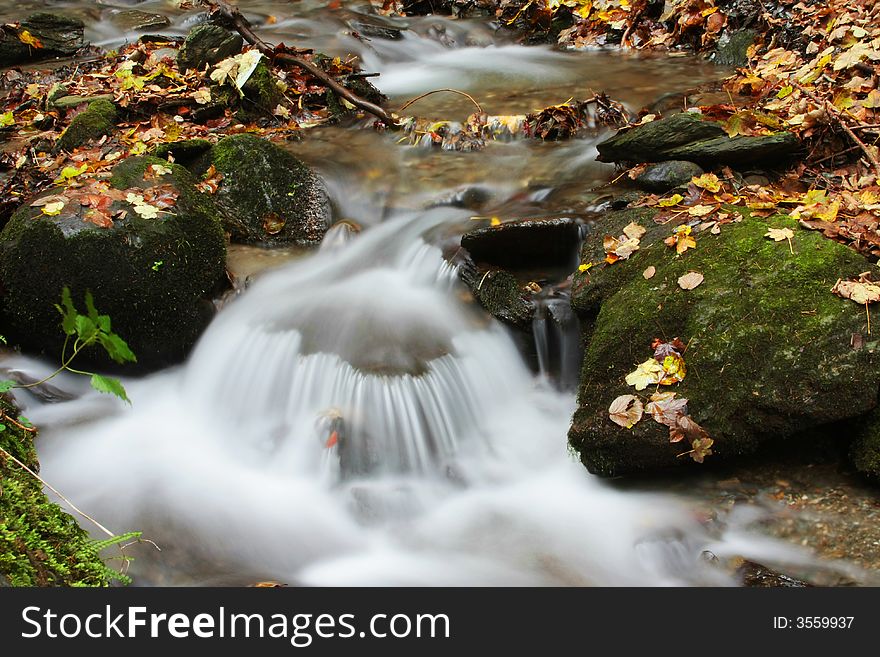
[531,295,583,391]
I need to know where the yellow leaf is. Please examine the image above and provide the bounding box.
[625,358,665,391]
[41,201,65,216]
[814,200,840,222]
[676,235,697,255]
[659,193,684,207]
[660,353,687,384]
[776,85,793,99]
[687,204,715,217]
[58,164,88,181]
[578,263,593,273]
[0,111,13,128]
[490,216,501,227]
[691,173,721,193]
[863,89,880,109]
[18,30,43,49]
[622,221,646,240]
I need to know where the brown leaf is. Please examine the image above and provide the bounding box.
[677,271,704,290]
[832,279,880,305]
[646,391,689,428]
[608,394,644,429]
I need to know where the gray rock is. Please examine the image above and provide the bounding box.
[568,208,880,477]
[107,9,171,32]
[461,218,581,269]
[664,132,800,167]
[632,160,704,193]
[177,24,243,71]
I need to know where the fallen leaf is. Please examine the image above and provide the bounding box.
[643,265,656,279]
[658,193,684,207]
[687,204,716,217]
[832,279,880,305]
[689,436,714,463]
[625,358,665,391]
[0,111,13,128]
[623,221,646,240]
[765,227,795,241]
[678,271,704,290]
[608,394,644,428]
[646,392,689,427]
[660,352,687,384]
[691,173,722,192]
[18,30,43,49]
[41,201,65,216]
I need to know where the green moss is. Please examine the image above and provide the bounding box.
[569,209,880,476]
[56,99,117,152]
[474,269,533,330]
[0,397,116,586]
[210,134,330,244]
[0,156,226,370]
[152,139,213,173]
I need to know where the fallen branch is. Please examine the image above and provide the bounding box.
[199,0,396,125]
[399,89,484,114]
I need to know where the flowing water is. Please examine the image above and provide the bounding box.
[0,1,847,585]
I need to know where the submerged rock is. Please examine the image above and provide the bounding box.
[461,218,581,269]
[0,14,85,68]
[597,112,799,168]
[55,99,117,152]
[0,156,226,370]
[209,134,331,245]
[568,208,880,476]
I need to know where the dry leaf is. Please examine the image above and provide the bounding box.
[625,358,665,391]
[643,266,656,279]
[608,394,644,429]
[765,227,795,241]
[678,271,704,290]
[623,221,646,240]
[646,392,689,427]
[832,279,880,305]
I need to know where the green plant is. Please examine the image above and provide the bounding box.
[0,287,136,403]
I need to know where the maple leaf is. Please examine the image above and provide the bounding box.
[625,358,665,391]
[608,394,644,429]
[691,173,722,193]
[645,391,689,427]
[660,353,687,384]
[677,271,704,290]
[132,202,160,219]
[831,279,880,305]
[193,87,212,105]
[658,193,683,207]
[84,209,113,228]
[765,227,794,241]
[18,30,43,49]
[688,436,714,463]
[235,50,263,90]
[210,57,239,86]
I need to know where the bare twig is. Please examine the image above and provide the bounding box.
[200,0,396,125]
[398,88,484,114]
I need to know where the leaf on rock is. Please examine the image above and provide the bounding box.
[691,173,722,192]
[41,201,65,216]
[689,436,714,463]
[643,265,656,279]
[646,392,689,427]
[625,358,665,391]
[623,221,646,240]
[658,193,684,207]
[677,271,704,290]
[608,394,644,429]
[765,227,795,241]
[660,352,687,384]
[832,279,880,305]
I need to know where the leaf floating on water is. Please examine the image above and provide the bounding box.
[831,279,880,305]
[608,394,644,428]
[643,265,656,279]
[677,271,704,290]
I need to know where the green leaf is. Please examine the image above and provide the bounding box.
[0,423,6,432]
[0,379,15,393]
[97,333,137,364]
[90,374,130,404]
[56,286,77,336]
[75,315,97,342]
[85,290,99,322]
[96,315,112,333]
[18,415,33,428]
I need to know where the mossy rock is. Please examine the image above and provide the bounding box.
[209,134,331,244]
[457,255,534,331]
[713,29,757,68]
[0,156,226,370]
[849,410,880,481]
[631,160,704,193]
[0,396,114,586]
[0,13,85,68]
[596,112,800,168]
[177,24,242,71]
[55,99,117,152]
[568,208,880,476]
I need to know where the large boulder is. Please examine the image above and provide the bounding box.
[209,134,332,245]
[568,208,880,476]
[596,112,800,168]
[0,156,226,370]
[55,99,117,152]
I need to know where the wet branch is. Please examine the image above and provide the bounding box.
[199,0,396,125]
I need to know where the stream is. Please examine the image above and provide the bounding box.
[1,1,858,585]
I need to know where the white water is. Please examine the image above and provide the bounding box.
[6,205,823,586]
